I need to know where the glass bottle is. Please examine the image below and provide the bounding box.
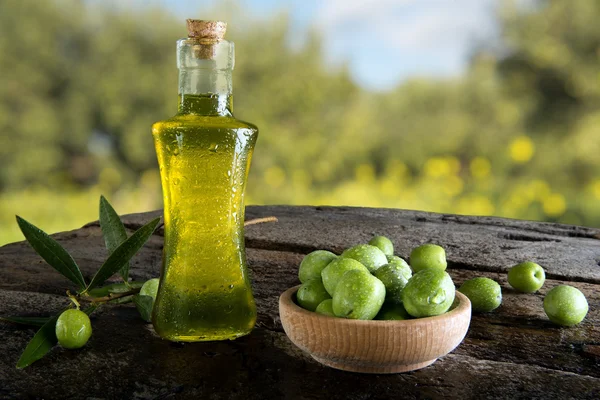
[151,20,258,342]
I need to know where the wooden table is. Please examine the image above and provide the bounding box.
[1,206,599,399]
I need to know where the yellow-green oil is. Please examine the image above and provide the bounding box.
[151,94,258,341]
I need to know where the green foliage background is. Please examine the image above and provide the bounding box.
[1,0,600,244]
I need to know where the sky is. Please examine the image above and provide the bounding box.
[105,0,501,91]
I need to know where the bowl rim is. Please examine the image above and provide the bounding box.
[279,285,471,327]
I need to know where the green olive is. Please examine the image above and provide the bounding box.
[401,269,455,318]
[298,250,337,283]
[315,299,335,317]
[375,303,411,320]
[374,262,410,304]
[332,270,386,320]
[55,309,92,349]
[543,285,588,327]
[386,256,412,279]
[296,279,331,312]
[368,236,394,257]
[507,261,545,293]
[341,244,387,273]
[458,277,502,312]
[409,244,447,272]
[140,278,160,302]
[321,257,370,296]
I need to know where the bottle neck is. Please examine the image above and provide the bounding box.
[177,68,233,116]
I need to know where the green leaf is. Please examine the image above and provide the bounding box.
[1,303,97,328]
[134,295,154,322]
[0,316,51,327]
[109,295,134,305]
[82,305,98,316]
[16,216,86,291]
[107,281,144,294]
[127,281,146,290]
[99,195,130,282]
[16,314,60,369]
[87,286,111,298]
[87,281,145,298]
[85,218,160,292]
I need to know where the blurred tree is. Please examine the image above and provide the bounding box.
[1,0,600,246]
[0,0,360,192]
[497,0,600,184]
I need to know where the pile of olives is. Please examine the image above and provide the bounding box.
[296,237,457,321]
[296,236,589,326]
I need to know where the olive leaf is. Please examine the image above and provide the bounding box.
[15,314,60,369]
[82,305,99,316]
[16,216,86,291]
[85,218,160,292]
[88,281,145,298]
[107,295,135,305]
[15,305,97,369]
[99,195,130,283]
[0,316,51,327]
[106,281,144,293]
[133,295,154,322]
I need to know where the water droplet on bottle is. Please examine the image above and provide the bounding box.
[228,284,234,290]
[209,143,219,152]
[173,178,180,186]
[173,148,180,156]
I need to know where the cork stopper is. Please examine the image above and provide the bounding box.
[186,20,227,60]
[186,20,227,42]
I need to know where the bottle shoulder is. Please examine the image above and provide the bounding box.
[152,114,258,133]
[233,118,259,132]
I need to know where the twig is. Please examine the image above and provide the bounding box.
[66,290,82,309]
[244,216,278,227]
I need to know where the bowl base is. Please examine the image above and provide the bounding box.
[311,355,437,374]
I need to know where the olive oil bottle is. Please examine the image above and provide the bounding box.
[151,20,258,341]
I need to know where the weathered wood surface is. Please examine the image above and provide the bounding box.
[0,205,599,399]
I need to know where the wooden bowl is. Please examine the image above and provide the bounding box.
[279,285,471,374]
